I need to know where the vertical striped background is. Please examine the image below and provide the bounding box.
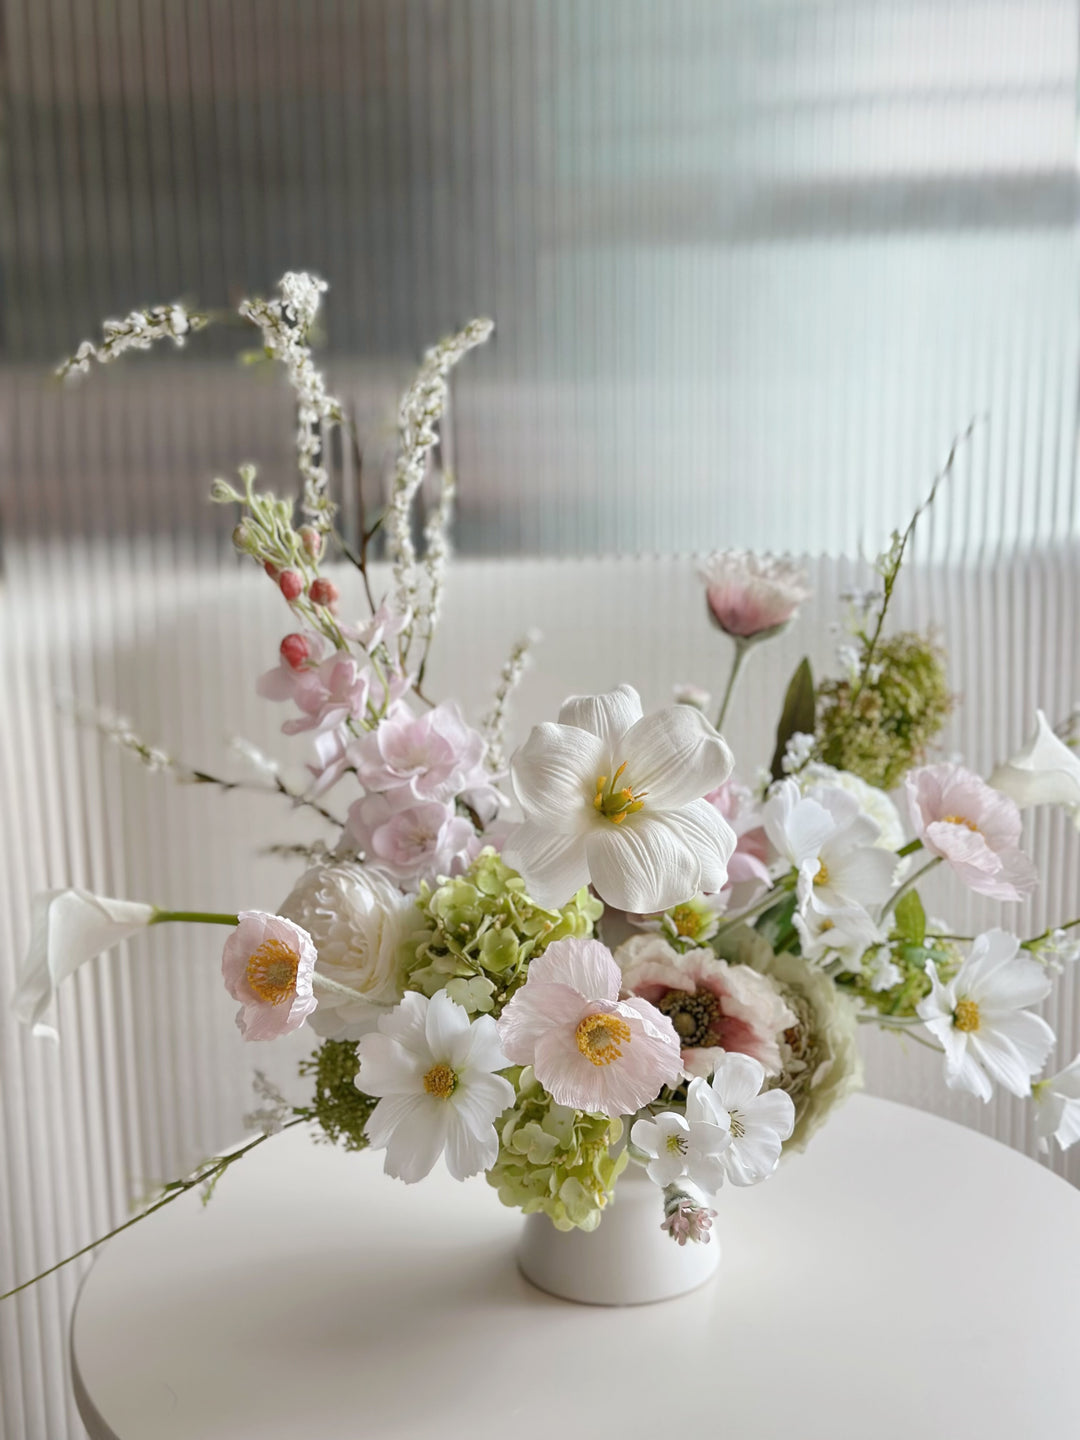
[1,2,1078,1436]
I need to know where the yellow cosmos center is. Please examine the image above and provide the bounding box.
[576,1012,632,1066]
[954,997,981,1033]
[245,939,300,1005]
[942,814,980,833]
[814,860,830,887]
[422,1063,458,1099]
[593,762,648,825]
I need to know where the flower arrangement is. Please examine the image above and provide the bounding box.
[6,272,1080,1302]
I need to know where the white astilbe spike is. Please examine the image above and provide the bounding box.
[387,318,494,648]
[481,630,540,775]
[240,272,343,532]
[56,303,206,380]
[416,468,456,645]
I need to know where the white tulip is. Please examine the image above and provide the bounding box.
[989,711,1080,829]
[13,889,156,1040]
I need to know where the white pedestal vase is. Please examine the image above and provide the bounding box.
[517,1162,720,1305]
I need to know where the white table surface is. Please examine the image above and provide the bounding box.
[71,1094,1080,1440]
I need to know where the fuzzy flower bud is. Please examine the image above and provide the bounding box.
[299,526,324,562]
[279,633,310,671]
[660,1185,716,1245]
[308,577,339,609]
[278,570,304,602]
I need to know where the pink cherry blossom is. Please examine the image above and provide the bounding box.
[905,763,1038,902]
[352,701,487,802]
[221,911,318,1041]
[281,654,372,736]
[699,551,811,640]
[256,630,328,706]
[497,936,683,1117]
[347,790,479,882]
[616,933,796,1079]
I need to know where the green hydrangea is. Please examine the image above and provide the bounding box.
[298,1039,377,1152]
[486,1067,628,1231]
[815,630,951,790]
[401,848,603,1017]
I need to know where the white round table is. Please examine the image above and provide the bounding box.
[71,1095,1080,1439]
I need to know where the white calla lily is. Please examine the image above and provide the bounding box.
[990,710,1080,829]
[503,684,736,912]
[13,889,156,1040]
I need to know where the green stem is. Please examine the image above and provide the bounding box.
[879,857,941,923]
[149,909,239,927]
[895,838,923,858]
[715,638,750,732]
[1023,916,1080,951]
[862,1017,944,1054]
[0,1120,306,1303]
[714,876,793,938]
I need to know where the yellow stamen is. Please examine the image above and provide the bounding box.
[593,762,648,823]
[245,939,300,1005]
[665,1132,688,1156]
[671,904,701,939]
[422,1063,458,1099]
[942,814,980,833]
[575,1012,632,1066]
[814,860,830,887]
[954,998,981,1033]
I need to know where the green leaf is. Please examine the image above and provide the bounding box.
[770,657,816,780]
[893,889,926,947]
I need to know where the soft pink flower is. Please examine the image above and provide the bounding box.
[497,936,682,1117]
[342,600,411,653]
[281,654,372,736]
[616,933,796,1079]
[221,911,318,1041]
[347,790,479,882]
[256,630,329,706]
[699,551,811,640]
[352,701,486,802]
[905,764,1038,902]
[706,779,772,896]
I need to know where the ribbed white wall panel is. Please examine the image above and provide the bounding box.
[2,543,1078,1437]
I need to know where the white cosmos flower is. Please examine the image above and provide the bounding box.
[1033,1055,1080,1152]
[630,1109,732,1193]
[763,779,895,922]
[916,930,1054,1102]
[989,710,1080,830]
[356,990,515,1182]
[503,684,736,912]
[685,1052,795,1186]
[794,901,884,972]
[13,889,156,1040]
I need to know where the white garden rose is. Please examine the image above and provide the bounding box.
[279,863,415,1040]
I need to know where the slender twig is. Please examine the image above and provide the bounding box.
[879,857,941,923]
[186,768,343,829]
[715,637,750,732]
[0,1120,307,1303]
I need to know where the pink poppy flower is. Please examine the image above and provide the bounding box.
[699,551,811,640]
[616,933,796,1078]
[905,764,1038,902]
[221,911,318,1041]
[496,936,682,1117]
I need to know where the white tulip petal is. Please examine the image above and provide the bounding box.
[620,706,733,808]
[502,823,592,909]
[664,799,737,893]
[508,722,604,824]
[558,684,643,747]
[586,815,700,913]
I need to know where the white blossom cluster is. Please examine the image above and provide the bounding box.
[56,304,204,380]
[480,630,541,774]
[240,272,343,532]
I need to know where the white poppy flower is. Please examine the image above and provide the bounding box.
[916,929,1054,1102]
[989,710,1080,830]
[1033,1056,1080,1152]
[356,990,515,1183]
[685,1051,795,1186]
[13,889,156,1040]
[763,779,895,922]
[630,1109,731,1193]
[503,684,736,912]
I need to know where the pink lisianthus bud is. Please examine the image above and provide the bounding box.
[699,551,811,640]
[299,526,324,561]
[280,633,310,671]
[309,577,339,609]
[279,569,304,602]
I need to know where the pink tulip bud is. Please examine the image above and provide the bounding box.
[279,633,310,670]
[278,570,304,602]
[308,577,339,609]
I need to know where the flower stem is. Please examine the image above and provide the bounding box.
[861,1016,943,1053]
[879,857,941,923]
[0,1119,307,1303]
[713,876,793,938]
[895,838,923,858]
[149,909,240,927]
[715,637,750,732]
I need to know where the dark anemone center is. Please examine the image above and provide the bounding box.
[657,988,721,1048]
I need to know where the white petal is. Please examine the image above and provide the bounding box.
[501,823,591,909]
[355,1032,426,1096]
[525,936,621,1001]
[646,1152,689,1187]
[364,1091,426,1149]
[746,1088,796,1141]
[585,816,700,913]
[979,1010,1055,1080]
[508,722,604,825]
[664,799,737,894]
[497,981,586,1062]
[376,990,431,1051]
[558,684,643,748]
[463,1014,512,1074]
[453,1070,516,1130]
[444,1111,499,1181]
[725,1129,782,1186]
[424,989,474,1065]
[382,1098,451,1182]
[620,706,733,809]
[943,1042,994,1102]
[630,1117,663,1158]
[711,1052,766,1110]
